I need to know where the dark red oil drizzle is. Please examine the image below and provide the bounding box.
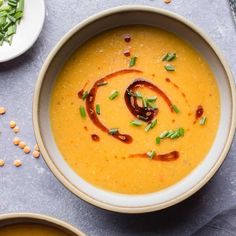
[91,134,100,142]
[125,79,173,122]
[123,49,131,57]
[78,69,180,162]
[165,78,189,105]
[129,151,179,161]
[124,34,131,42]
[194,105,204,124]
[78,81,89,98]
[85,69,142,144]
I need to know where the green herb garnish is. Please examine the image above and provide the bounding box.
[145,119,157,132]
[82,91,88,100]
[109,90,119,100]
[130,120,143,126]
[157,128,185,144]
[97,81,108,87]
[162,53,176,62]
[96,104,100,115]
[108,128,118,135]
[159,130,169,139]
[172,104,180,113]
[147,96,157,102]
[79,106,86,119]
[135,91,143,98]
[129,56,137,67]
[142,97,147,108]
[147,101,158,109]
[146,150,156,159]
[0,0,24,46]
[165,64,175,71]
[155,137,161,145]
[170,131,179,139]
[200,116,207,125]
[178,127,185,136]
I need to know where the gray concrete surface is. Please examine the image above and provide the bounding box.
[0,0,235,235]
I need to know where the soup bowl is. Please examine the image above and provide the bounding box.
[33,6,236,213]
[0,213,84,235]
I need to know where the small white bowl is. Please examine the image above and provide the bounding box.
[33,6,236,213]
[0,0,45,62]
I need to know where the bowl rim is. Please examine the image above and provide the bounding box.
[33,5,236,213]
[0,212,85,235]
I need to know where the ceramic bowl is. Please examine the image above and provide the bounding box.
[33,6,236,213]
[0,213,84,235]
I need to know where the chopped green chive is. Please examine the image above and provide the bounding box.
[156,137,161,145]
[162,53,176,62]
[146,150,156,159]
[135,91,143,98]
[200,116,207,125]
[97,81,108,87]
[82,91,88,100]
[178,127,185,137]
[16,0,24,12]
[145,119,157,132]
[157,128,185,143]
[130,120,143,126]
[147,96,157,102]
[170,131,179,139]
[160,131,169,139]
[145,123,152,132]
[79,106,86,119]
[109,90,119,100]
[96,104,100,115]
[166,130,175,138]
[165,64,175,71]
[142,98,147,108]
[129,56,137,67]
[151,119,157,128]
[147,101,158,109]
[172,104,180,114]
[108,128,118,135]
[0,0,24,47]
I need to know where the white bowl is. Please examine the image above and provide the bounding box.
[33,6,236,213]
[0,0,45,62]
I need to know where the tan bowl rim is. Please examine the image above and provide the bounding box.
[0,212,85,235]
[33,5,236,213]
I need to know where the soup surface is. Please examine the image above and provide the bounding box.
[0,223,70,236]
[50,26,220,194]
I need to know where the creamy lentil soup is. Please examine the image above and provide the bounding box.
[50,26,220,194]
[0,223,70,236]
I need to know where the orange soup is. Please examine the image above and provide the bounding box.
[50,26,220,194]
[0,223,70,236]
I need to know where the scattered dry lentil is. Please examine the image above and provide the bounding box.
[32,150,40,158]
[23,146,31,154]
[164,0,172,3]
[13,126,20,133]
[19,141,26,149]
[0,159,5,167]
[0,107,6,115]
[13,160,22,167]
[13,137,21,145]
[9,121,16,128]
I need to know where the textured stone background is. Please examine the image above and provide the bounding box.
[0,0,235,235]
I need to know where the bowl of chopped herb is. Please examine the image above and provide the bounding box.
[0,0,45,62]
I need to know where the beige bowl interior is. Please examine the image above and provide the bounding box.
[33,6,236,213]
[0,213,84,235]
